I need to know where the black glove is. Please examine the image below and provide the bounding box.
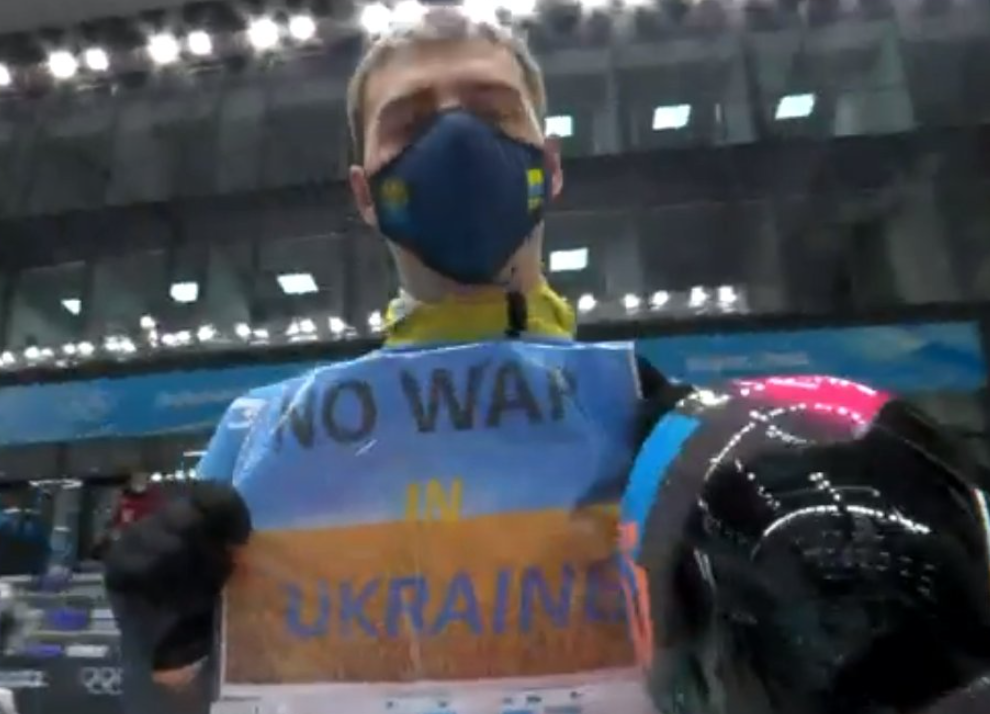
[104,481,251,669]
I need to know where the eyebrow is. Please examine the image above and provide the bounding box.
[375,77,526,128]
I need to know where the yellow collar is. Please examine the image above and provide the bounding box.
[384,283,576,347]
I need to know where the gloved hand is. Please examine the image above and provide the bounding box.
[104,480,251,670]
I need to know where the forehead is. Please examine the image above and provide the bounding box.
[362,38,529,124]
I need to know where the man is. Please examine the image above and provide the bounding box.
[102,8,990,714]
[104,10,663,713]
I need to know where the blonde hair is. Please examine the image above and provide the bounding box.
[346,8,548,159]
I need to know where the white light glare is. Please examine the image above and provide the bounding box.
[689,286,710,308]
[235,323,252,339]
[277,273,319,295]
[463,0,499,23]
[329,317,347,335]
[650,290,670,309]
[187,30,213,57]
[140,315,156,330]
[77,341,95,357]
[499,0,538,17]
[248,17,281,51]
[83,48,110,72]
[717,285,738,304]
[48,51,79,80]
[577,294,597,313]
[197,324,217,342]
[580,0,613,12]
[545,115,574,138]
[0,65,10,88]
[61,298,81,315]
[393,1,427,26]
[549,247,588,273]
[148,33,181,65]
[299,318,317,334]
[24,346,41,361]
[0,351,15,366]
[652,104,691,131]
[622,294,641,312]
[62,343,77,356]
[288,14,318,41]
[170,281,199,303]
[360,2,393,34]
[368,311,384,332]
[775,93,816,120]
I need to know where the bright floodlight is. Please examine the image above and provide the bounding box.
[498,0,538,17]
[61,298,82,315]
[650,290,670,309]
[576,293,597,313]
[717,285,739,304]
[580,0,612,11]
[328,317,347,335]
[367,311,384,332]
[545,115,574,138]
[288,14,318,41]
[247,17,281,50]
[688,286,710,309]
[83,47,110,72]
[360,2,392,34]
[548,247,588,273]
[48,50,79,80]
[463,0,499,22]
[775,93,816,120]
[170,281,199,303]
[0,64,10,88]
[148,33,181,65]
[652,104,691,131]
[277,272,319,295]
[393,0,426,26]
[622,294,641,312]
[187,30,213,57]
[235,323,252,339]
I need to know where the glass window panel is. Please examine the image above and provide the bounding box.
[158,241,211,332]
[544,210,627,305]
[350,229,396,334]
[254,234,350,326]
[263,103,344,187]
[204,239,255,328]
[0,481,55,576]
[89,250,168,336]
[6,262,88,351]
[637,200,778,300]
[941,181,990,300]
[0,445,59,481]
[65,438,145,478]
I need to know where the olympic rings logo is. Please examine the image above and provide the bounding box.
[79,667,121,697]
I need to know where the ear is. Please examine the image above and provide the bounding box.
[543,136,564,200]
[349,165,378,227]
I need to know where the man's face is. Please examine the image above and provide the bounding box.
[349,37,562,227]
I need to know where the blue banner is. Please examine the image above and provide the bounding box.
[0,321,982,446]
[636,321,986,391]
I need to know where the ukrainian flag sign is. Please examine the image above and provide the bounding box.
[217,341,655,714]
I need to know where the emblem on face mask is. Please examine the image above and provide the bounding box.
[527,168,545,212]
[380,178,409,210]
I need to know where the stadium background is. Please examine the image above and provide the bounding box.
[0,0,987,711]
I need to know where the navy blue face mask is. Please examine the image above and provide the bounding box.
[369,110,550,286]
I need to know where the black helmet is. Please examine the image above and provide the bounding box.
[623,376,990,714]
